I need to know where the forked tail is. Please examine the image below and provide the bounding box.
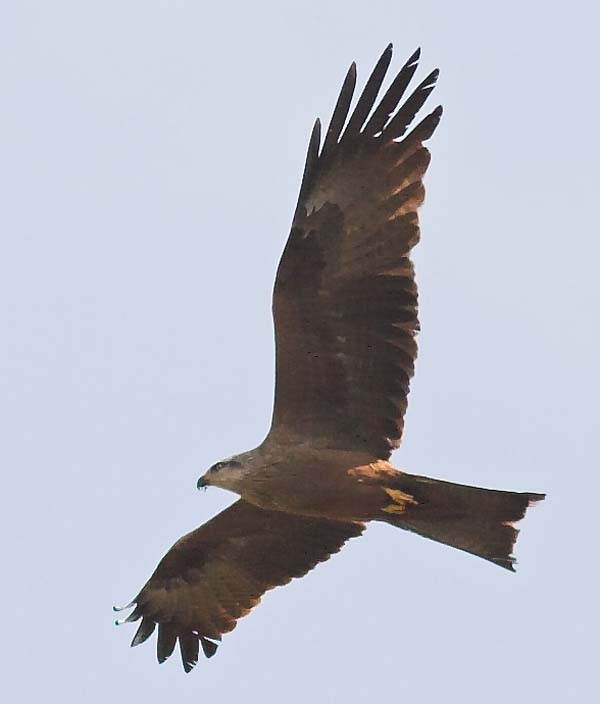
[380,472,545,570]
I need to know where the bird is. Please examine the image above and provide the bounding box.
[115,44,545,673]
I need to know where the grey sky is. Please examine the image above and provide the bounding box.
[1,1,598,701]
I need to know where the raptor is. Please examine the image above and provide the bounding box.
[115,44,544,672]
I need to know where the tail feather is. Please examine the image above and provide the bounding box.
[381,473,545,571]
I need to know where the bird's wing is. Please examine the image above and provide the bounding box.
[116,500,363,672]
[271,45,442,459]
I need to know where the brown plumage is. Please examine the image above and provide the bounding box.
[115,45,544,672]
[120,501,362,672]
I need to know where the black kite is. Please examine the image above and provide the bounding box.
[115,45,544,673]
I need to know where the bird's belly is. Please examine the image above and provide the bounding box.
[240,459,397,522]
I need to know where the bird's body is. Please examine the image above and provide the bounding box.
[116,44,544,673]
[206,444,394,521]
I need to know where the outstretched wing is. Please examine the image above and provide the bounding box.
[116,500,363,672]
[271,45,442,459]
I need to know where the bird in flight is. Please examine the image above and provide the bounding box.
[115,44,544,673]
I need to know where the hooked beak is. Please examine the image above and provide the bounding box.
[197,475,208,490]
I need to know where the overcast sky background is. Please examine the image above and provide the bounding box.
[2,1,598,701]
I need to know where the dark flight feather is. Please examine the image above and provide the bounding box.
[131,618,155,648]
[363,47,421,137]
[296,118,322,212]
[342,43,393,139]
[179,634,200,673]
[401,105,444,150]
[157,624,177,664]
[384,69,440,140]
[200,637,219,659]
[321,62,356,158]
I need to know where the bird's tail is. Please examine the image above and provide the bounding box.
[379,472,545,571]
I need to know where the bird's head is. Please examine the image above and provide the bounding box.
[197,455,249,493]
